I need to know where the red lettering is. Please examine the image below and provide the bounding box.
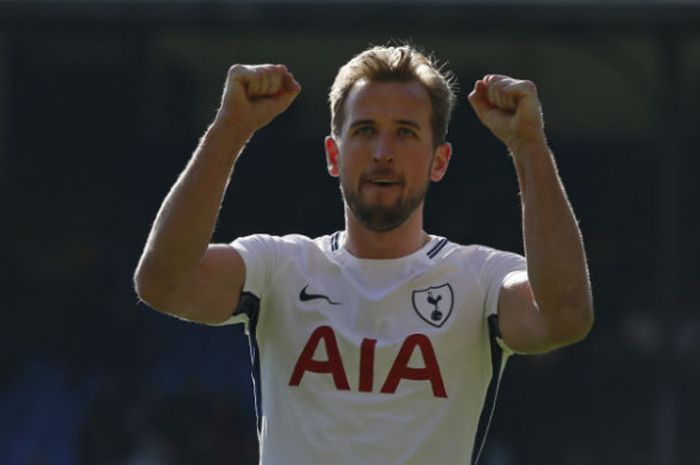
[289,325,350,390]
[358,338,377,392]
[380,334,447,398]
[290,327,446,398]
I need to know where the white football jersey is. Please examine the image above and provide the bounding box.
[225,232,526,465]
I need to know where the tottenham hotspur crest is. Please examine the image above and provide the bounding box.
[412,283,454,328]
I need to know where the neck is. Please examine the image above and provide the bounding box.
[343,205,430,259]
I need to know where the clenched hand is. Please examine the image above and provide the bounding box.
[215,64,302,139]
[468,74,546,154]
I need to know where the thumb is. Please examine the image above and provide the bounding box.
[468,80,496,126]
[276,72,302,108]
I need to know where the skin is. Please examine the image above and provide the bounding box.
[469,74,593,353]
[133,64,301,324]
[324,79,451,258]
[134,63,593,355]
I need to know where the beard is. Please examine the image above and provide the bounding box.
[340,175,429,232]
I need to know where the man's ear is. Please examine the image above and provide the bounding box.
[430,142,452,182]
[325,136,340,178]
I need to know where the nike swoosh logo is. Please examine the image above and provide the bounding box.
[299,285,341,305]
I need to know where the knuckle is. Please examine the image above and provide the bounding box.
[228,64,246,75]
[258,64,277,73]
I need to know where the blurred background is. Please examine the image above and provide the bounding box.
[0,0,699,464]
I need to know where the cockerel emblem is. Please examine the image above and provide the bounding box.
[412,283,454,328]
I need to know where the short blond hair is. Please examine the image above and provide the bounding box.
[329,44,457,146]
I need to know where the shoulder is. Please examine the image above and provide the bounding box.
[231,232,336,258]
[435,240,507,265]
[229,233,336,296]
[232,232,314,248]
[433,240,525,283]
[448,242,523,264]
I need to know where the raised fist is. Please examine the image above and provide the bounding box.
[468,74,545,153]
[216,64,301,137]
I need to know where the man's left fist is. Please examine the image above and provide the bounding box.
[468,74,545,153]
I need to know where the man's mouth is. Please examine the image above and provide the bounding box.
[369,178,400,186]
[363,172,403,188]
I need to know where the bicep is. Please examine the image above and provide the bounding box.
[173,243,246,325]
[496,271,552,354]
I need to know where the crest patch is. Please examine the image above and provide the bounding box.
[412,283,454,328]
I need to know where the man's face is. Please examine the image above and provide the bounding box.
[325,79,451,232]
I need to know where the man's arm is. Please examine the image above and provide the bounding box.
[468,74,593,354]
[134,64,301,324]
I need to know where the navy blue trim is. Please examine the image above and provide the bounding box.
[427,238,448,259]
[248,328,263,435]
[331,231,340,251]
[471,314,506,465]
[233,291,260,330]
[233,292,263,434]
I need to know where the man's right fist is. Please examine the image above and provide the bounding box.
[216,64,301,137]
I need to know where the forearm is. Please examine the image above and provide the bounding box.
[512,140,593,335]
[135,120,250,298]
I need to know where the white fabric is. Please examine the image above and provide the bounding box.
[226,232,526,465]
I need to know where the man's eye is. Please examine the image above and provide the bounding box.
[398,127,417,137]
[355,126,374,136]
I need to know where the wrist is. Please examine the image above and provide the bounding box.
[210,113,256,144]
[194,118,254,166]
[205,116,256,152]
[507,134,549,160]
[509,135,557,194]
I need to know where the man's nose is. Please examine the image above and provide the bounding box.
[372,133,395,163]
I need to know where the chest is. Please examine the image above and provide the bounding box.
[256,259,489,398]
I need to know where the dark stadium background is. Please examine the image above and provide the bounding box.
[1,2,699,464]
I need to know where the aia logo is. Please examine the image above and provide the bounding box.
[289,325,447,398]
[412,283,454,327]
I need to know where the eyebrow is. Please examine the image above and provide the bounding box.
[348,119,375,130]
[348,119,423,130]
[395,120,421,130]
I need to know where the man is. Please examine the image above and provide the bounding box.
[135,44,593,464]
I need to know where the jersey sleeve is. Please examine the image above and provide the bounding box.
[216,234,281,328]
[475,245,527,354]
[478,246,527,318]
